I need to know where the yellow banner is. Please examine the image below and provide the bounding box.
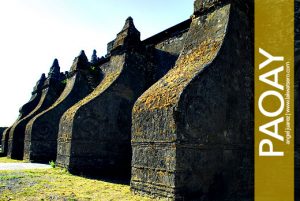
[255,0,294,201]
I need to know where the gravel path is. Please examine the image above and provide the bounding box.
[0,163,51,170]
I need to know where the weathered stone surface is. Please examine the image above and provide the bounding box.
[0,128,10,156]
[295,0,300,200]
[142,19,191,83]
[0,127,6,140]
[48,59,61,80]
[7,59,66,160]
[18,74,46,120]
[24,51,102,163]
[0,127,8,155]
[194,0,223,14]
[1,74,46,157]
[113,17,140,49]
[56,18,149,176]
[131,1,253,200]
[55,16,191,176]
[90,49,99,66]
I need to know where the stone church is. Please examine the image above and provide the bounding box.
[1,0,299,200]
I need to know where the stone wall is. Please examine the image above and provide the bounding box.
[56,52,147,176]
[131,0,254,200]
[0,127,7,154]
[0,128,10,156]
[142,19,190,81]
[16,74,46,121]
[56,18,153,176]
[7,60,66,160]
[2,0,297,200]
[55,16,192,177]
[0,127,6,140]
[1,74,46,157]
[24,51,102,163]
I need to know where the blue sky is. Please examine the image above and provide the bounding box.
[0,0,194,126]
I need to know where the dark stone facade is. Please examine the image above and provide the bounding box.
[7,60,66,160]
[1,74,46,157]
[56,18,146,175]
[142,19,190,83]
[2,0,298,200]
[131,0,254,200]
[0,128,10,156]
[17,74,47,121]
[55,17,190,176]
[24,51,102,163]
[0,127,6,141]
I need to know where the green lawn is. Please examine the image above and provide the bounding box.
[0,157,160,201]
[0,157,25,163]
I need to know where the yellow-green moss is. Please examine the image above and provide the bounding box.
[58,55,125,142]
[135,38,223,113]
[133,6,230,114]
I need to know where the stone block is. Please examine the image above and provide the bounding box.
[131,1,254,200]
[7,59,66,160]
[1,74,46,157]
[24,51,102,163]
[194,0,223,14]
[16,74,46,121]
[56,18,151,177]
[0,127,6,142]
[0,127,8,156]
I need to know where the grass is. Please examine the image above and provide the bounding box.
[0,157,25,163]
[0,158,161,201]
[49,160,56,168]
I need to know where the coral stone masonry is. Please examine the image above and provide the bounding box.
[8,60,66,160]
[24,51,102,163]
[3,1,299,200]
[131,0,254,200]
[3,74,46,158]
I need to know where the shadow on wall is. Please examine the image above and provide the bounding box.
[153,49,179,80]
